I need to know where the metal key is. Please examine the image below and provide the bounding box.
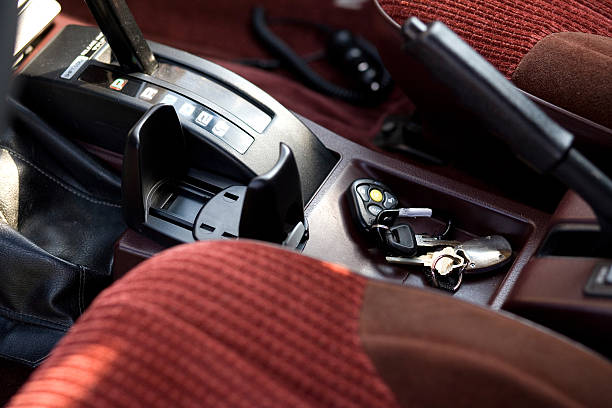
[379,226,461,256]
[415,235,461,248]
[456,235,512,273]
[386,246,466,275]
[386,246,466,292]
[376,207,458,252]
[379,225,458,257]
[386,235,512,274]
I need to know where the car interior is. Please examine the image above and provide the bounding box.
[1,0,612,406]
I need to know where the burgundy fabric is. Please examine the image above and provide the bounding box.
[361,281,612,407]
[58,0,380,62]
[8,241,399,407]
[9,240,612,407]
[512,32,612,129]
[378,0,612,78]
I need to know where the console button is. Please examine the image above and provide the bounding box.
[178,102,196,117]
[585,263,612,298]
[356,184,370,202]
[212,120,230,137]
[109,78,128,91]
[369,188,384,203]
[383,192,398,209]
[160,94,178,106]
[605,265,612,285]
[368,205,382,216]
[196,111,214,127]
[139,86,159,101]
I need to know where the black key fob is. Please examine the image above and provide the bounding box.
[384,224,417,257]
[348,178,399,232]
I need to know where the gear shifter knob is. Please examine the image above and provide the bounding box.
[83,0,158,74]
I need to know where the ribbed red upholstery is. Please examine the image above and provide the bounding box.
[378,0,612,77]
[8,241,398,408]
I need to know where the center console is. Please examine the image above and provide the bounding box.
[17,23,338,246]
[12,0,612,361]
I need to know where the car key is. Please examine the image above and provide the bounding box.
[381,223,418,256]
[386,246,466,292]
[376,208,454,256]
[348,179,447,256]
[386,235,512,274]
[380,222,451,257]
[386,246,466,272]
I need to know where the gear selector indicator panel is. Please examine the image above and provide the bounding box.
[78,65,255,154]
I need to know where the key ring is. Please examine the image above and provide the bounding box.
[371,223,390,244]
[431,253,466,275]
[428,267,463,292]
[430,254,465,292]
[375,209,400,226]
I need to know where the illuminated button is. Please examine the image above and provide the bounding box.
[369,188,383,203]
[139,86,159,101]
[605,265,612,285]
[212,120,230,137]
[368,205,382,216]
[160,94,178,106]
[109,78,128,91]
[196,111,214,127]
[178,102,196,117]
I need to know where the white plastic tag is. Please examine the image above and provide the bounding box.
[398,208,433,218]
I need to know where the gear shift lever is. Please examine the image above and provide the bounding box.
[83,0,158,74]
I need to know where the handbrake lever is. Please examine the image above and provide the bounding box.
[401,17,574,174]
[83,0,158,74]
[400,17,612,245]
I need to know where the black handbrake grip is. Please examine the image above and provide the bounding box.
[400,17,612,243]
[401,17,574,174]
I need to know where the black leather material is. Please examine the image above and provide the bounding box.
[0,223,103,365]
[9,98,122,200]
[0,110,125,366]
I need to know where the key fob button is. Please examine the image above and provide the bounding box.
[368,204,382,216]
[383,192,398,209]
[356,184,370,202]
[369,188,384,203]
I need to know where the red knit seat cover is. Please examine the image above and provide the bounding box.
[378,0,612,77]
[7,241,398,408]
